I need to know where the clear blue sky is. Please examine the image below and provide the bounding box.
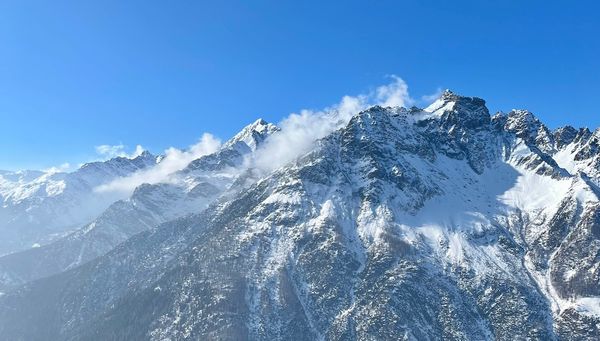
[1,0,598,170]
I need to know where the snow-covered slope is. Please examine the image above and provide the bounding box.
[0,152,158,256]
[0,91,599,340]
[0,119,278,290]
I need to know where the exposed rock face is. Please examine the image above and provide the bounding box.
[0,93,599,340]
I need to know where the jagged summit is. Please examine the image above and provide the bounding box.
[136,149,154,159]
[250,118,269,129]
[425,89,486,112]
[554,125,579,148]
[418,89,490,130]
[504,109,545,136]
[439,88,460,100]
[80,149,157,172]
[223,118,279,152]
[181,119,279,175]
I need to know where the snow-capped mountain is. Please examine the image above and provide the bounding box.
[1,91,599,340]
[0,152,158,256]
[0,119,278,290]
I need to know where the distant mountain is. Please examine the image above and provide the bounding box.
[0,152,158,256]
[0,119,278,290]
[1,92,599,340]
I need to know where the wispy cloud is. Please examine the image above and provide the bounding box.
[95,133,221,195]
[251,75,416,172]
[420,87,444,104]
[44,162,71,174]
[376,75,414,107]
[97,76,439,195]
[95,144,145,159]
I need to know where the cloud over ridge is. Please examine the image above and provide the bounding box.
[95,76,430,196]
[95,133,221,195]
[250,75,415,172]
[95,144,146,160]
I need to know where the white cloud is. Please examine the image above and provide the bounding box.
[130,145,145,158]
[421,87,444,104]
[44,162,71,174]
[95,144,125,158]
[250,75,417,172]
[96,76,437,196]
[95,144,145,159]
[375,75,414,108]
[95,133,221,196]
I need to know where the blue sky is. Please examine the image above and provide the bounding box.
[1,0,598,170]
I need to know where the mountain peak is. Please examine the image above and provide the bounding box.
[224,118,279,151]
[79,150,156,172]
[440,88,457,99]
[425,89,486,113]
[132,150,155,161]
[421,90,489,130]
[504,109,544,136]
[554,125,579,148]
[252,117,268,126]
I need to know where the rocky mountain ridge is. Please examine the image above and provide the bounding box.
[0,91,598,340]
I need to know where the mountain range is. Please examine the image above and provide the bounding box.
[0,90,599,340]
